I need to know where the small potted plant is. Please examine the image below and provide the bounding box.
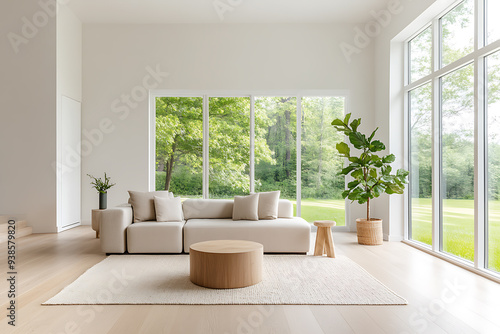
[87,173,116,210]
[332,114,409,245]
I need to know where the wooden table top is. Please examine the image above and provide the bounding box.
[190,240,263,254]
[314,220,337,227]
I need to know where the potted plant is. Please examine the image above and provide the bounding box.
[87,173,116,210]
[332,114,409,245]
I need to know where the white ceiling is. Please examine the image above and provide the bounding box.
[68,0,391,24]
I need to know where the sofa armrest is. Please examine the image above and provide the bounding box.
[278,199,293,218]
[100,206,133,254]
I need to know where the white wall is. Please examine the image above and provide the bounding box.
[0,0,57,233]
[56,4,82,230]
[81,23,376,226]
[372,0,453,240]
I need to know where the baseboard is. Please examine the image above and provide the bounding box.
[57,222,81,232]
[384,233,403,242]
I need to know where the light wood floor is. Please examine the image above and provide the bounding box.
[1,226,500,334]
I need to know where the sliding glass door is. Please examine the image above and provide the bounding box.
[154,93,347,223]
[301,97,346,225]
[208,97,250,198]
[155,97,203,198]
[254,97,297,201]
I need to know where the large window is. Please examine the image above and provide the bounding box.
[406,0,500,276]
[440,0,474,68]
[254,97,297,200]
[487,51,500,272]
[301,97,346,226]
[155,97,203,198]
[440,64,475,261]
[409,83,432,246]
[154,93,347,225]
[486,0,500,45]
[209,97,250,198]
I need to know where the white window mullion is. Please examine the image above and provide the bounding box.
[202,95,209,199]
[432,76,442,254]
[476,0,485,51]
[432,18,441,253]
[475,56,486,269]
[250,96,255,193]
[474,0,487,269]
[404,89,410,241]
[296,97,302,217]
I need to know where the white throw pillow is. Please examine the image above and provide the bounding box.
[154,196,184,222]
[128,191,173,222]
[258,191,280,219]
[232,194,259,221]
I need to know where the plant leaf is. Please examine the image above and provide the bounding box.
[336,142,350,156]
[331,119,345,127]
[344,113,351,125]
[368,128,378,142]
[370,140,385,152]
[348,180,360,188]
[349,132,367,149]
[351,168,364,180]
[339,166,355,175]
[350,118,361,132]
[382,154,396,163]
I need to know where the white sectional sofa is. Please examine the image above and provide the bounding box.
[99,198,311,254]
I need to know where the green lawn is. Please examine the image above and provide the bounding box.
[291,199,345,226]
[411,198,500,273]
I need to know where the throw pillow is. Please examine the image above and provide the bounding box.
[258,191,280,219]
[232,193,259,221]
[154,196,184,222]
[128,191,173,222]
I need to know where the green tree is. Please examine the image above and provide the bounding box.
[156,97,203,191]
[301,97,345,199]
[254,97,297,198]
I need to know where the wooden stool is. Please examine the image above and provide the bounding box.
[313,220,336,258]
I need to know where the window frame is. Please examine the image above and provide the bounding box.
[404,0,500,279]
[149,90,351,230]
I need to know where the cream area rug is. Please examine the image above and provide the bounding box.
[44,255,407,305]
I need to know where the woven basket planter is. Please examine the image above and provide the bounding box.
[356,218,383,245]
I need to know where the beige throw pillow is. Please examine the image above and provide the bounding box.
[128,191,173,222]
[232,194,259,221]
[154,196,184,222]
[258,191,280,219]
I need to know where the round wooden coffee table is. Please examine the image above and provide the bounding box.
[189,240,263,289]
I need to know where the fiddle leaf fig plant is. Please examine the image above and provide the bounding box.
[332,113,409,221]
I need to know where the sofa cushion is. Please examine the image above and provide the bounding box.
[258,191,280,219]
[277,199,293,218]
[127,221,184,253]
[183,199,233,219]
[154,196,184,222]
[232,194,259,221]
[128,190,173,222]
[183,218,311,253]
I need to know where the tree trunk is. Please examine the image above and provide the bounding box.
[366,197,370,221]
[317,99,325,191]
[285,108,291,178]
[165,142,177,191]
